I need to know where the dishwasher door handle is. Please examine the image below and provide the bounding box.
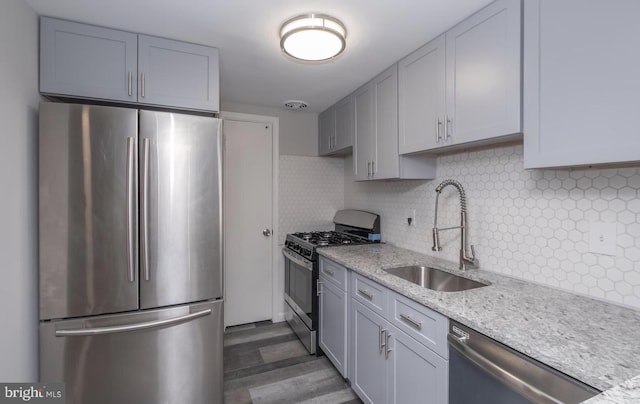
[447,334,563,404]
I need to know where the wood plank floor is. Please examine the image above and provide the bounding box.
[224,321,362,404]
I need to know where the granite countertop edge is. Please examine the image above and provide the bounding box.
[316,243,640,402]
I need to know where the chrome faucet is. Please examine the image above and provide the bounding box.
[432,179,479,271]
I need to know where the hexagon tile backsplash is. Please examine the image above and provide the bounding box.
[344,142,640,310]
[279,155,345,245]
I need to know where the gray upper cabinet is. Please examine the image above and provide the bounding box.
[40,17,138,103]
[523,0,640,168]
[354,66,437,181]
[398,0,522,155]
[354,83,375,180]
[40,17,219,112]
[138,35,219,112]
[318,109,335,156]
[318,95,353,156]
[398,35,446,154]
[445,0,522,146]
[334,96,354,151]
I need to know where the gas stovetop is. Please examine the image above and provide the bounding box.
[285,231,376,261]
[291,231,368,246]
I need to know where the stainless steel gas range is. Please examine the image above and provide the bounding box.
[283,209,381,354]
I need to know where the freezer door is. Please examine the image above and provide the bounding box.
[39,102,139,320]
[139,111,223,308]
[40,300,223,404]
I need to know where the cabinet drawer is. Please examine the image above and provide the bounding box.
[388,290,448,359]
[319,257,348,291]
[352,273,388,316]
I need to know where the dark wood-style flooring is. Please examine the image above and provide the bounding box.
[224,321,362,403]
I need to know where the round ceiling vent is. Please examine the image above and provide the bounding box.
[284,100,309,110]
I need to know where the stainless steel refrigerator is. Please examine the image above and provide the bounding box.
[38,102,223,404]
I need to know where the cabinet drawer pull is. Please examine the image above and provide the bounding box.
[399,313,422,330]
[358,288,374,300]
[323,268,335,277]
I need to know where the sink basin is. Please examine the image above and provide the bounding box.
[383,265,488,292]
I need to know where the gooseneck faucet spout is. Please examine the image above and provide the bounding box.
[432,179,479,271]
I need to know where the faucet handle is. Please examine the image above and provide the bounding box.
[467,245,479,268]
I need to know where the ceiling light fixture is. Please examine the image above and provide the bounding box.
[280,13,347,62]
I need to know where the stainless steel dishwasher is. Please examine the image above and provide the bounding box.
[448,320,601,404]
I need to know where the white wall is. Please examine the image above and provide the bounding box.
[0,0,40,382]
[221,101,318,156]
[345,143,640,310]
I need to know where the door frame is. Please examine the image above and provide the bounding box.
[220,111,280,324]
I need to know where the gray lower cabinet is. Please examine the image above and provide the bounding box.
[40,17,219,112]
[351,299,389,404]
[388,323,448,404]
[318,274,348,377]
[318,257,349,377]
[346,268,448,404]
[351,299,448,404]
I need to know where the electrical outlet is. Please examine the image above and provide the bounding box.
[589,222,617,256]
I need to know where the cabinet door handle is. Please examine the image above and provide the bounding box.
[371,160,375,176]
[445,115,451,140]
[399,313,423,330]
[435,117,442,143]
[140,72,146,98]
[367,161,371,177]
[385,331,392,359]
[317,279,322,296]
[127,71,133,96]
[380,327,386,354]
[357,288,373,301]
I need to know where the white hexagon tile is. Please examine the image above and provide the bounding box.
[344,143,640,310]
[278,155,345,245]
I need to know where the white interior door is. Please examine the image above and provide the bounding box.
[223,118,274,327]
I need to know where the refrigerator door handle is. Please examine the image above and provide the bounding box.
[126,137,136,283]
[141,138,151,281]
[55,308,212,337]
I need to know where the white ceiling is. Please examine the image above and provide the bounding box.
[24,0,493,113]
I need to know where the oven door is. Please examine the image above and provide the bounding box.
[283,248,314,328]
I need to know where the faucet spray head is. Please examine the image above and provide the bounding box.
[432,228,442,251]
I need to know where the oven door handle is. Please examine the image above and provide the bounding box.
[448,334,563,404]
[282,248,313,271]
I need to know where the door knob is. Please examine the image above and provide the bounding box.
[262,229,271,237]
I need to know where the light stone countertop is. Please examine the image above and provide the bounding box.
[317,243,640,401]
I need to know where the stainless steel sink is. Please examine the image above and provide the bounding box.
[383,265,488,292]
